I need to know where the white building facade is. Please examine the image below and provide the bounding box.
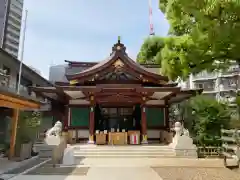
[189,63,240,105]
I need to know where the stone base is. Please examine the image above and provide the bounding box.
[169,134,198,158]
[62,147,75,165]
[88,140,95,144]
[88,135,95,144]
[174,148,198,158]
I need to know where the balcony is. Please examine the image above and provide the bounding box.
[10,4,22,16]
[7,26,20,37]
[192,71,218,81]
[6,33,20,43]
[8,12,21,24]
[4,48,18,58]
[220,65,240,77]
[0,70,47,104]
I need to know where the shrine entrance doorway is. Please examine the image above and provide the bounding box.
[94,104,141,132]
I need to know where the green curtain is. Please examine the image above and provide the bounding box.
[146,107,164,127]
[70,107,90,127]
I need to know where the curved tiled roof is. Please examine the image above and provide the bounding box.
[65,40,169,82]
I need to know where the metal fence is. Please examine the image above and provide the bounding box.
[197,146,223,158]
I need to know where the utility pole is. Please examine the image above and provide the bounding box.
[9,9,28,159]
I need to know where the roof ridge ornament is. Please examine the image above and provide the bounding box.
[118,36,121,43]
[111,36,126,55]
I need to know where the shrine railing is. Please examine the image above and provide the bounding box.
[197,146,222,158]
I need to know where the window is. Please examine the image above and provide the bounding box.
[195,83,203,89]
[3,65,10,75]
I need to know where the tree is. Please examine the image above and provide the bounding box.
[182,95,231,145]
[137,0,240,80]
[161,0,240,64]
[17,111,41,144]
[137,37,165,64]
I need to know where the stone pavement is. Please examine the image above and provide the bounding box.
[0,157,48,180]
[5,158,240,180]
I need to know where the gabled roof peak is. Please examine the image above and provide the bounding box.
[111,37,127,55]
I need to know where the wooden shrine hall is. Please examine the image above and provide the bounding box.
[29,39,202,145]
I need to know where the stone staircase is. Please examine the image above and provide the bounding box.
[33,141,54,158]
[73,145,176,158]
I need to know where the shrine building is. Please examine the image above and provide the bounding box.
[30,39,202,145]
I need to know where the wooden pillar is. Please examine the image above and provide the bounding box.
[9,109,19,159]
[164,105,170,131]
[62,105,69,143]
[63,105,69,130]
[88,106,95,144]
[141,105,148,144]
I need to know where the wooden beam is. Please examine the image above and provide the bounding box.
[58,86,100,92]
[0,94,40,108]
[136,87,180,93]
[0,99,37,109]
[9,109,19,159]
[29,86,57,93]
[55,86,71,102]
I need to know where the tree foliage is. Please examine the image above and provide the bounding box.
[181,95,231,145]
[17,111,42,143]
[137,0,240,80]
[137,37,165,64]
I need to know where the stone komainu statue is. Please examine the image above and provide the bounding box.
[45,121,62,137]
[45,121,66,166]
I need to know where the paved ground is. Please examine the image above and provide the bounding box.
[0,157,48,180]
[3,157,239,180]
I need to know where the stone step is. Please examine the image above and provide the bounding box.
[74,151,175,155]
[74,154,176,158]
[73,145,176,158]
[74,145,169,149]
[74,148,173,152]
[33,144,54,158]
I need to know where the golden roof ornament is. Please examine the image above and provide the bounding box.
[113,59,124,68]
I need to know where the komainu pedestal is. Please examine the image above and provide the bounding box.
[62,145,75,166]
[169,122,197,158]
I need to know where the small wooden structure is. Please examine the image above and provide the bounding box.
[0,70,41,159]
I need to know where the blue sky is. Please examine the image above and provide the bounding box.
[22,0,169,78]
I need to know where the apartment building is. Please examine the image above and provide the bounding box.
[0,0,24,58]
[189,63,240,105]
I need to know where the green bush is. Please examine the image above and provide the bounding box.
[181,95,231,146]
[16,111,41,145]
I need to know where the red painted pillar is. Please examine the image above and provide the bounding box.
[88,106,95,144]
[141,105,148,144]
[164,105,170,131]
[63,105,69,131]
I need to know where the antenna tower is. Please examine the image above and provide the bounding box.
[148,0,155,36]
